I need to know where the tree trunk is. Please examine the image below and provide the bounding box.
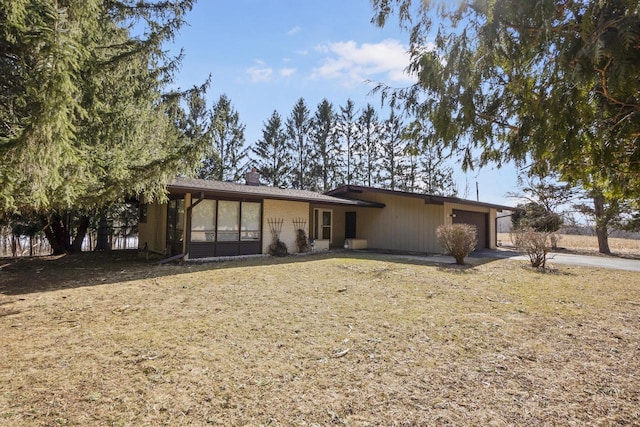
[95,212,111,251]
[592,192,611,254]
[10,234,17,257]
[71,215,89,252]
[41,214,68,255]
[2,229,7,255]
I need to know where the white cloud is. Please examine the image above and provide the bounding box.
[312,39,418,86]
[287,26,301,36]
[279,68,297,77]
[246,65,273,83]
[295,49,309,56]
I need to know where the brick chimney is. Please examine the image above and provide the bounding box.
[245,168,260,186]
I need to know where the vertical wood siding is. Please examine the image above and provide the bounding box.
[138,202,167,254]
[350,193,446,253]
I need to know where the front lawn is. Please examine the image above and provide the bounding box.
[1,252,639,425]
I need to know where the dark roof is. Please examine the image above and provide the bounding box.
[326,185,515,211]
[167,178,384,207]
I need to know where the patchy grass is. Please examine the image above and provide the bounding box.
[499,232,640,258]
[1,251,639,426]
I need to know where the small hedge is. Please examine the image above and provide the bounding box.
[513,227,550,269]
[268,239,288,257]
[295,228,310,253]
[436,223,477,265]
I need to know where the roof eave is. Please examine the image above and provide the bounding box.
[326,185,515,211]
[166,183,381,207]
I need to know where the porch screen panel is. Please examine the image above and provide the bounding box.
[167,199,185,242]
[241,202,261,241]
[191,200,216,241]
[167,200,176,240]
[176,200,185,239]
[217,201,240,241]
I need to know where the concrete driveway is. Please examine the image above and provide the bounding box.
[471,248,640,272]
[372,248,640,272]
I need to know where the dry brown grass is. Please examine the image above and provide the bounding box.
[1,251,640,426]
[499,232,640,257]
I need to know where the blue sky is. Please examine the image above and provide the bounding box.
[168,0,520,205]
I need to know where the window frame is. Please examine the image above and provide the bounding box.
[190,199,217,242]
[240,201,262,242]
[313,208,333,242]
[216,200,241,242]
[188,197,263,244]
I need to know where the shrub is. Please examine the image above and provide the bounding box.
[268,239,288,257]
[513,228,550,269]
[436,223,477,265]
[295,228,310,253]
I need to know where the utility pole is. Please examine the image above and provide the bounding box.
[476,181,479,201]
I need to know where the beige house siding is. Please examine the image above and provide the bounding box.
[347,192,446,253]
[443,202,497,249]
[138,202,167,254]
[139,187,503,257]
[262,199,309,254]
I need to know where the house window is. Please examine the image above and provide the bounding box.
[189,199,262,244]
[241,202,261,241]
[313,208,332,241]
[191,200,216,241]
[217,200,240,241]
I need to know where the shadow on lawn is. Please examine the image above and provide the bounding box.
[0,249,510,296]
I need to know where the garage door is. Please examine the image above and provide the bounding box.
[452,209,489,249]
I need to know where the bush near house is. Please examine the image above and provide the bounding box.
[436,223,477,265]
[295,228,310,253]
[268,238,288,257]
[513,227,551,269]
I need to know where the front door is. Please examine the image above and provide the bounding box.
[345,211,356,239]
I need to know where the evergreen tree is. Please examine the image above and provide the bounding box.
[1,1,201,211]
[355,104,381,187]
[286,98,312,189]
[252,111,291,188]
[198,94,247,181]
[401,120,457,195]
[182,90,214,178]
[512,202,563,233]
[336,99,359,185]
[401,140,420,193]
[420,141,457,196]
[379,109,405,190]
[373,0,640,252]
[309,99,342,192]
[1,1,205,253]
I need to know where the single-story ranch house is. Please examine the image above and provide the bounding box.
[138,172,514,260]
